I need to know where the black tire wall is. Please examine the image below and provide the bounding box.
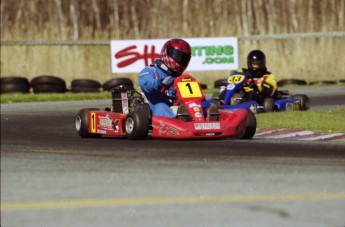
[31,75,66,93]
[1,76,31,94]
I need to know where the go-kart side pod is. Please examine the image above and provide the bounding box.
[76,108,102,138]
[125,110,150,140]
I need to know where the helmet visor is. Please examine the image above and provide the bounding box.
[249,59,265,70]
[167,45,191,67]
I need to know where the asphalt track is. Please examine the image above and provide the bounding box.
[1,86,345,227]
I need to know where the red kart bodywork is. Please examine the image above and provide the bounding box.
[151,109,247,139]
[76,74,254,140]
[85,108,247,139]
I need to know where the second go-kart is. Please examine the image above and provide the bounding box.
[75,74,256,140]
[208,73,310,113]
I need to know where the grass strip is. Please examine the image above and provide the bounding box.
[1,92,111,103]
[256,108,345,133]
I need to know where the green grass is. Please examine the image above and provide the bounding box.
[0,92,111,103]
[256,108,345,133]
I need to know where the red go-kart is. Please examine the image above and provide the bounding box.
[75,74,256,140]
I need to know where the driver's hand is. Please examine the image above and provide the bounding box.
[248,80,258,90]
[161,76,174,87]
[166,88,176,97]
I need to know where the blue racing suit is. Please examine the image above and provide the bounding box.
[138,59,176,118]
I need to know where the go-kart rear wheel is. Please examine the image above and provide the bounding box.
[75,108,101,138]
[239,110,257,139]
[125,111,149,140]
[293,94,310,110]
[263,97,275,112]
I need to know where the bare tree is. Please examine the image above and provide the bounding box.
[54,0,66,39]
[130,0,140,39]
[70,0,79,40]
[109,0,120,39]
[182,0,188,35]
[92,0,102,36]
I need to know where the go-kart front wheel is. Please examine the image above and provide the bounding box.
[238,110,257,139]
[293,94,310,110]
[125,111,149,140]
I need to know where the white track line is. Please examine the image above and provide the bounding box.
[262,131,315,139]
[255,129,285,136]
[299,133,344,141]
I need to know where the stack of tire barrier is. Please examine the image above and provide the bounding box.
[1,76,31,94]
[1,75,68,94]
[71,79,101,93]
[278,79,342,86]
[31,75,67,93]
[1,75,136,94]
[277,79,308,87]
[213,78,228,88]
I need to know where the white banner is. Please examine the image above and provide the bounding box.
[110,37,238,74]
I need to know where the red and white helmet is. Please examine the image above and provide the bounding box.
[160,38,191,76]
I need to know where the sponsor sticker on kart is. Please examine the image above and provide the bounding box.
[121,92,129,114]
[194,122,221,130]
[227,84,235,90]
[99,116,113,128]
[99,115,120,132]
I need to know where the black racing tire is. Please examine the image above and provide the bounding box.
[239,110,257,139]
[309,80,337,86]
[125,111,149,140]
[71,86,101,93]
[75,108,102,138]
[277,79,308,87]
[31,75,66,86]
[32,84,66,93]
[134,103,152,119]
[72,79,101,87]
[214,78,228,88]
[71,79,101,93]
[1,76,31,94]
[1,76,29,84]
[263,97,275,112]
[1,82,30,94]
[102,78,134,91]
[199,83,207,90]
[31,75,66,93]
[293,94,310,111]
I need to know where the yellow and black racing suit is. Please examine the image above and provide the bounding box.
[230,68,278,104]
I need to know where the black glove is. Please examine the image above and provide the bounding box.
[261,86,272,96]
[248,80,258,91]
